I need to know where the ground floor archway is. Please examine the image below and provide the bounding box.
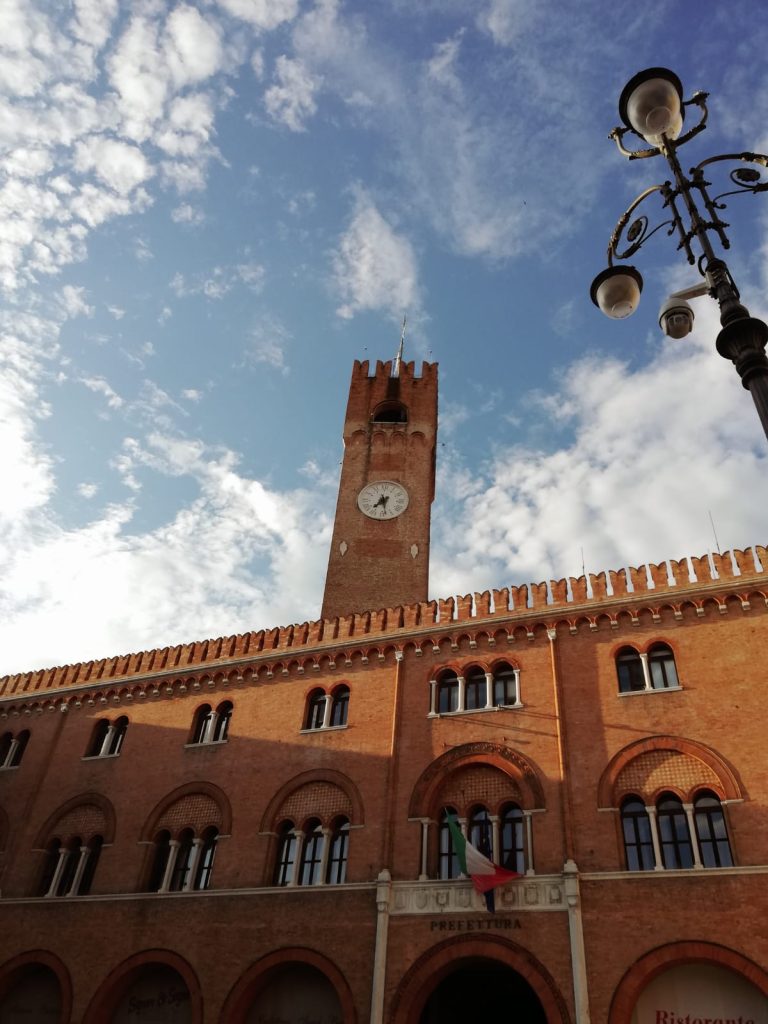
[420,958,547,1023]
[82,951,202,1024]
[609,942,768,1024]
[221,948,356,1024]
[0,952,71,1024]
[391,935,570,1024]
[0,963,62,1023]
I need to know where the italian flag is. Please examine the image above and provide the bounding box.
[446,815,522,895]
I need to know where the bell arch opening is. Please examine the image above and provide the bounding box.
[419,959,547,1024]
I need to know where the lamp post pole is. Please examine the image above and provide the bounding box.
[590,67,768,442]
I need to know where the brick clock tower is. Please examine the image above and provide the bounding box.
[321,358,438,619]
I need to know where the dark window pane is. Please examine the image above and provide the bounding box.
[464,671,487,710]
[493,665,517,706]
[438,674,459,714]
[299,823,325,885]
[195,829,218,889]
[620,798,655,871]
[439,808,460,879]
[500,804,525,873]
[306,691,326,730]
[275,823,297,886]
[658,795,694,869]
[694,793,733,868]
[326,820,350,884]
[617,649,644,693]
[330,687,349,727]
[648,644,679,689]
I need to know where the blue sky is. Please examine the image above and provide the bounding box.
[2,0,768,675]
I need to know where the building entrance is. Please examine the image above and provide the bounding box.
[419,959,547,1023]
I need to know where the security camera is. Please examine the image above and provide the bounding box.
[659,296,694,339]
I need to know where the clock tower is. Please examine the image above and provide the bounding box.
[321,357,438,620]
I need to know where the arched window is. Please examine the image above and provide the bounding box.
[110,717,128,755]
[78,836,103,895]
[46,837,80,898]
[621,796,655,870]
[694,791,733,868]
[213,702,232,742]
[371,401,407,423]
[274,821,298,886]
[0,734,12,766]
[147,830,172,892]
[326,818,350,884]
[648,643,679,689]
[616,647,644,693]
[438,807,460,879]
[299,819,325,885]
[190,705,213,745]
[437,671,459,714]
[1,730,30,768]
[657,793,694,869]
[492,663,518,707]
[195,827,219,889]
[38,839,62,897]
[305,690,326,730]
[500,803,525,873]
[464,669,487,711]
[468,805,491,853]
[9,730,29,767]
[330,686,349,727]
[169,829,195,892]
[87,720,111,757]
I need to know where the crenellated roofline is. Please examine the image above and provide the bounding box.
[0,544,765,710]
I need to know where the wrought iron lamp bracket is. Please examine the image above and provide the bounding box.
[609,91,709,162]
[607,184,692,265]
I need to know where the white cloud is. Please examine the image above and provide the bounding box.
[107,305,126,319]
[250,49,265,80]
[182,388,202,401]
[170,262,265,299]
[57,285,94,319]
[333,188,421,321]
[171,203,205,224]
[70,0,118,50]
[0,431,332,674]
[477,0,529,46]
[74,137,154,195]
[431,301,768,597]
[77,481,99,499]
[246,316,290,374]
[264,56,320,132]
[165,6,224,87]
[80,375,124,410]
[216,0,299,31]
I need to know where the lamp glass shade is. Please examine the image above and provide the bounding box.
[619,68,684,145]
[590,266,643,320]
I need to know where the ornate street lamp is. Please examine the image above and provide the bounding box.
[590,67,768,440]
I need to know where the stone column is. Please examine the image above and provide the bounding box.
[564,860,591,1023]
[369,869,392,1024]
[683,803,703,868]
[645,805,664,870]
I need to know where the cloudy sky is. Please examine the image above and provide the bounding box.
[2,0,768,676]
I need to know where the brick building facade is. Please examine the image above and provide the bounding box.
[0,359,766,1023]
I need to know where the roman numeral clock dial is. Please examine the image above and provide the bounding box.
[357,481,409,521]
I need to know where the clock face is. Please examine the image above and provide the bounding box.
[357,480,409,520]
